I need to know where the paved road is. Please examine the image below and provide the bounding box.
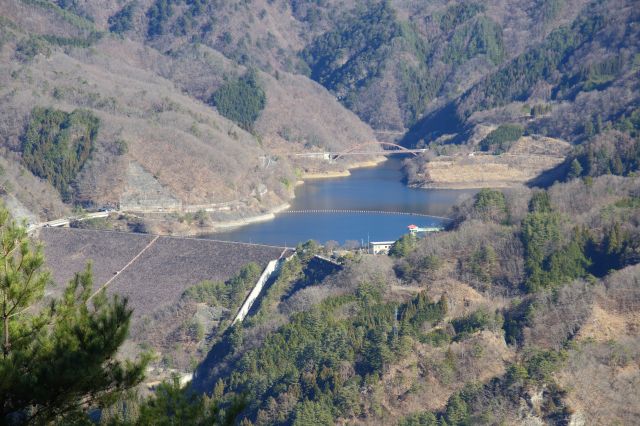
[27,211,111,233]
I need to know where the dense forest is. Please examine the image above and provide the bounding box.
[479,124,524,153]
[210,71,267,131]
[21,107,99,202]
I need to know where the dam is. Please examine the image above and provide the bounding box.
[39,227,292,319]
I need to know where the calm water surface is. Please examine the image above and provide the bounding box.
[212,158,476,246]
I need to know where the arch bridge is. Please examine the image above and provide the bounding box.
[293,141,427,161]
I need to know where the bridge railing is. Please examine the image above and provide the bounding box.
[289,142,428,160]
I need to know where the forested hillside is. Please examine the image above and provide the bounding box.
[298,0,601,131]
[1,0,636,221]
[406,0,638,142]
[0,0,375,224]
[5,165,639,424]
[101,172,640,425]
[1,0,639,423]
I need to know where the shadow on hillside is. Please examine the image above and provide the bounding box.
[527,159,571,188]
[400,102,465,147]
[189,326,235,395]
[279,256,342,304]
[189,267,285,394]
[189,256,342,394]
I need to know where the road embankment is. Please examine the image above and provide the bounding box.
[209,203,291,231]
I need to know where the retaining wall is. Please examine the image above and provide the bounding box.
[232,259,280,324]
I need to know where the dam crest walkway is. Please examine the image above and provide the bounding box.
[282,209,451,221]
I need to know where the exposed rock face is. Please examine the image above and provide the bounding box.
[119,162,182,211]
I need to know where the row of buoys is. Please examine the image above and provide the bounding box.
[283,209,451,220]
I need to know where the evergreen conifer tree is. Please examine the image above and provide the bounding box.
[568,159,583,178]
[0,206,147,424]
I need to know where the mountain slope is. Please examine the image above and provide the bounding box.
[400,0,639,189]
[299,0,592,130]
[0,0,376,222]
[185,175,640,425]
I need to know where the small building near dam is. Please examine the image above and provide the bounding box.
[370,241,395,255]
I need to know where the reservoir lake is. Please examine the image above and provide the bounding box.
[212,158,476,247]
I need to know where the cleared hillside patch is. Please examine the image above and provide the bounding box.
[410,135,570,189]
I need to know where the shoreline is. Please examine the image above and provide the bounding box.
[176,158,388,236]
[154,203,291,237]
[300,158,386,180]
[210,203,291,231]
[198,158,388,235]
[410,181,527,190]
[74,156,473,238]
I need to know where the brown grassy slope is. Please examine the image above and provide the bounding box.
[134,42,377,156]
[4,40,275,202]
[372,331,513,421]
[0,0,378,219]
[256,71,376,153]
[554,265,640,424]
[0,4,287,213]
[409,135,570,189]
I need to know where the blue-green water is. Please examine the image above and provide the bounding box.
[212,158,476,247]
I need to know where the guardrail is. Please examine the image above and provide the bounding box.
[26,211,110,233]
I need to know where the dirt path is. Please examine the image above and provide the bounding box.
[88,235,159,301]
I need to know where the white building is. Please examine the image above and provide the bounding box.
[369,241,395,255]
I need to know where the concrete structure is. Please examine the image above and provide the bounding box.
[232,258,281,324]
[292,142,427,161]
[313,254,342,267]
[370,241,395,255]
[408,224,444,234]
[27,211,110,233]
